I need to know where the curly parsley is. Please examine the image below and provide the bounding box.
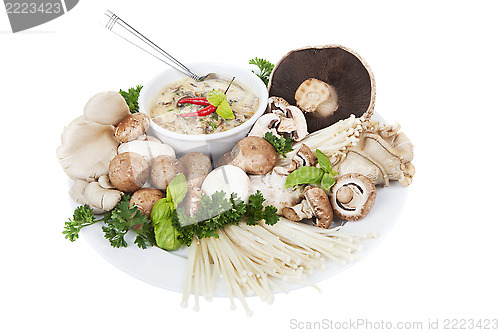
[249,57,275,86]
[119,85,143,113]
[63,195,155,249]
[264,132,294,157]
[172,191,279,246]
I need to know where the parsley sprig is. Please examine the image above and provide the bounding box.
[172,191,279,246]
[249,57,275,86]
[264,132,294,157]
[119,85,143,113]
[63,195,155,249]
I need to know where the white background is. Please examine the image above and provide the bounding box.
[1,1,499,332]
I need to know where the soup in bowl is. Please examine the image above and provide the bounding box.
[139,63,268,158]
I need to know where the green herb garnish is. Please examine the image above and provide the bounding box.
[264,132,294,157]
[119,85,143,113]
[63,195,155,249]
[284,149,339,192]
[172,191,279,246]
[249,57,275,86]
[207,90,234,119]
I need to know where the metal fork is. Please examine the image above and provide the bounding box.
[101,10,205,81]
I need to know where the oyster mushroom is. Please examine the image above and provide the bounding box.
[268,45,376,132]
[282,185,334,228]
[69,180,123,214]
[330,173,376,221]
[57,116,119,181]
[83,91,131,126]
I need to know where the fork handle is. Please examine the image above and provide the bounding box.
[101,10,201,80]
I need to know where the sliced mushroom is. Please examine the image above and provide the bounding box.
[288,144,317,172]
[330,173,376,221]
[114,113,150,143]
[248,113,281,137]
[268,45,375,132]
[267,96,290,115]
[276,105,308,142]
[282,185,334,228]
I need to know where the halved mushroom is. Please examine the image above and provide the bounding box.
[330,173,376,221]
[268,45,376,132]
[276,105,308,142]
[248,113,281,137]
[288,144,317,172]
[282,185,334,228]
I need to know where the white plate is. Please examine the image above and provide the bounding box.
[80,181,407,295]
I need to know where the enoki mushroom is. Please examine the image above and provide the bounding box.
[279,114,363,167]
[180,218,376,316]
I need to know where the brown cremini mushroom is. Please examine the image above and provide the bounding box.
[268,45,376,132]
[150,155,186,190]
[179,152,212,188]
[330,173,376,221]
[288,144,317,172]
[114,113,150,143]
[228,136,277,175]
[130,188,165,218]
[282,185,334,228]
[108,152,149,192]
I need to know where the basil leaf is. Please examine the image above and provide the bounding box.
[316,149,332,173]
[285,166,324,189]
[216,99,234,119]
[150,198,171,223]
[167,174,188,207]
[321,172,337,193]
[207,90,225,106]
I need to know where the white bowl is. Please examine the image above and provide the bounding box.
[138,62,268,159]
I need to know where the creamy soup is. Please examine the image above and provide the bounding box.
[150,78,259,135]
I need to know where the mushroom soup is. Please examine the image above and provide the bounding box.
[150,78,259,135]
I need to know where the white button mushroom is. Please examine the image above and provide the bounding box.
[201,165,250,203]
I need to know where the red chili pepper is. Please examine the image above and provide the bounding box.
[177,97,211,106]
[179,105,217,117]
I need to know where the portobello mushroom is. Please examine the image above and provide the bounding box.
[268,45,376,132]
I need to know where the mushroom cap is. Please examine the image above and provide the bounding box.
[330,173,377,221]
[304,185,334,228]
[229,136,277,175]
[115,113,150,143]
[118,139,176,164]
[57,116,119,181]
[129,188,165,218]
[83,91,130,126]
[179,152,212,188]
[268,45,376,133]
[201,165,250,203]
[108,152,150,192]
[149,155,186,190]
